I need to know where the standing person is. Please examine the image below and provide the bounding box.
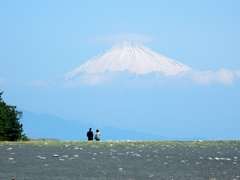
[94,129,101,141]
[87,128,94,141]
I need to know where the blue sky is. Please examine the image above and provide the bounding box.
[1,1,240,139]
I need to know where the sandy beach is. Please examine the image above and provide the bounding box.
[0,141,239,180]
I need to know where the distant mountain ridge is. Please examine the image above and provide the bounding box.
[20,110,168,141]
[20,109,206,141]
[60,42,192,81]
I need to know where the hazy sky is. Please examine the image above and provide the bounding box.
[1,1,240,139]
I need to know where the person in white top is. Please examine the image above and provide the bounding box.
[94,129,101,141]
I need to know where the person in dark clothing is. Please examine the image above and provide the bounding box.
[87,128,94,141]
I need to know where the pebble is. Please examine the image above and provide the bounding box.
[118,168,123,171]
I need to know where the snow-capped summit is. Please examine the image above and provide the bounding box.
[62,42,191,80]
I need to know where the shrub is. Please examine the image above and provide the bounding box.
[0,91,28,141]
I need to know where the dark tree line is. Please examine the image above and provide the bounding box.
[0,91,28,141]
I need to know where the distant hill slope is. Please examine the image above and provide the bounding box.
[20,109,168,140]
[20,109,205,141]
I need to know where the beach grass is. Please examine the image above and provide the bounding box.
[1,139,239,148]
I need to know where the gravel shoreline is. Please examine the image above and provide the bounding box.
[1,141,240,180]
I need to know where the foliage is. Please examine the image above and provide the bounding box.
[0,91,28,141]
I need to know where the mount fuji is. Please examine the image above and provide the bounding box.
[59,42,192,83]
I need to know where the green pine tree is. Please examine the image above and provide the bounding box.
[0,91,28,141]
